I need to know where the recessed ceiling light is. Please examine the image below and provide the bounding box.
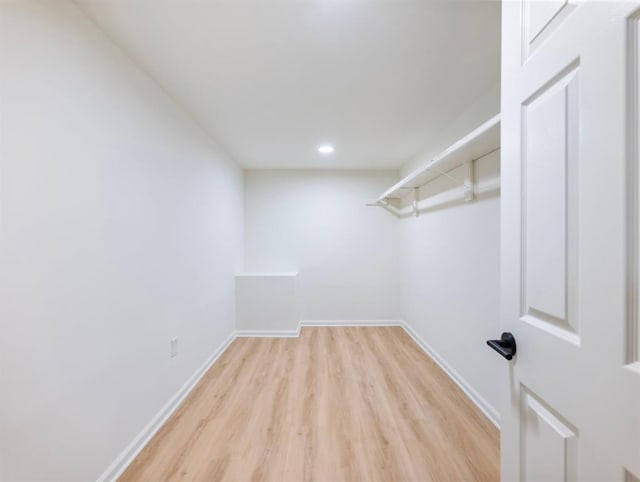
[318,145,334,154]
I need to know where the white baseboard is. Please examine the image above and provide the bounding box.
[300,319,404,327]
[235,327,300,338]
[400,322,500,428]
[234,320,403,336]
[97,331,236,482]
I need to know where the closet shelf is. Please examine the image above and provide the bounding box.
[372,114,500,211]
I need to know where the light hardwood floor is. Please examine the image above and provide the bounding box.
[120,327,499,481]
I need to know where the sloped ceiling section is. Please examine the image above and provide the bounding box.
[76,0,500,169]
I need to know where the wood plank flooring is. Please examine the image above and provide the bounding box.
[120,327,499,481]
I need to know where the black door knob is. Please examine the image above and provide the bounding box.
[487,332,517,360]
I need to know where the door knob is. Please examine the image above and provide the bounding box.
[487,332,517,360]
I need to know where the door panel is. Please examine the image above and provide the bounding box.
[520,386,578,482]
[501,1,640,481]
[522,64,579,337]
[522,0,577,59]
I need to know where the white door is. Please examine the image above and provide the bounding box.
[500,1,640,481]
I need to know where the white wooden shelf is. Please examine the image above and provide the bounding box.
[373,114,500,212]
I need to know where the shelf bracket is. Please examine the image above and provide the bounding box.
[395,186,420,217]
[463,159,474,202]
[366,199,402,218]
[426,161,475,202]
[412,187,419,217]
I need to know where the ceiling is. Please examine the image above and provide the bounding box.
[76,0,500,170]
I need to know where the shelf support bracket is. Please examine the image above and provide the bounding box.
[412,187,419,217]
[366,199,402,218]
[464,159,474,202]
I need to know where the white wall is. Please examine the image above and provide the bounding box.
[0,1,243,480]
[399,149,502,422]
[235,273,299,332]
[244,170,400,321]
